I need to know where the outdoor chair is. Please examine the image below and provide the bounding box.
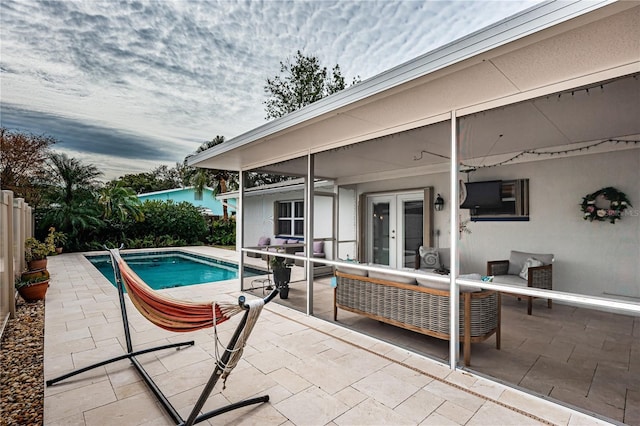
[294,240,326,267]
[247,236,270,258]
[487,250,554,315]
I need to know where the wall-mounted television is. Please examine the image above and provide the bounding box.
[460,180,502,209]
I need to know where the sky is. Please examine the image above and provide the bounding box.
[1,0,541,181]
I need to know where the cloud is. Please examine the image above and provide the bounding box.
[0,0,541,177]
[1,104,179,161]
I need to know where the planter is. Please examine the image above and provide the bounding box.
[273,268,291,299]
[55,247,63,254]
[27,259,48,271]
[17,280,49,302]
[21,269,49,282]
[278,285,290,299]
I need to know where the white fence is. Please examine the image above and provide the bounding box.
[0,190,33,339]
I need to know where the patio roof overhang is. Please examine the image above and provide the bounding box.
[189,1,640,183]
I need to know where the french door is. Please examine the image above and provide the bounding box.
[366,192,424,268]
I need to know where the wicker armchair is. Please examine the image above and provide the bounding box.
[487,250,553,315]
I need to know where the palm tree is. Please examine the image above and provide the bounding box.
[188,136,238,221]
[48,152,102,204]
[41,153,104,249]
[98,182,144,222]
[41,199,103,247]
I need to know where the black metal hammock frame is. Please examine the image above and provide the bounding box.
[46,248,278,425]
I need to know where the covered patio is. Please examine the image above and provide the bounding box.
[244,269,639,424]
[190,2,639,424]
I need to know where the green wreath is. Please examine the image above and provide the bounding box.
[581,187,632,224]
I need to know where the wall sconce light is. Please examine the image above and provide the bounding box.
[435,193,445,211]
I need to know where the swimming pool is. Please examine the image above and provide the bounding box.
[87,250,262,290]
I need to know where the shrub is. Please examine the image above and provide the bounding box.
[209,219,236,245]
[126,200,208,244]
[25,237,54,261]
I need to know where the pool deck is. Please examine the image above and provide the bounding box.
[43,247,614,425]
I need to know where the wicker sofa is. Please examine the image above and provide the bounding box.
[334,266,501,366]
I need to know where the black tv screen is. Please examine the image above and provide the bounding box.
[460,180,502,209]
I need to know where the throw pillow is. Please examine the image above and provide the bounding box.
[519,257,544,280]
[313,240,324,254]
[508,250,554,275]
[418,246,440,269]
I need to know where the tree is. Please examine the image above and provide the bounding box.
[0,127,56,207]
[40,153,104,249]
[151,164,184,188]
[47,152,102,205]
[99,182,144,222]
[186,136,238,221]
[264,50,359,120]
[114,164,184,194]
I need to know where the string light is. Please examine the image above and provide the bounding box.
[414,138,640,170]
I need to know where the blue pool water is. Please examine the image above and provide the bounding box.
[87,251,262,290]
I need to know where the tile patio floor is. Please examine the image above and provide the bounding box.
[42,247,630,425]
[260,267,639,426]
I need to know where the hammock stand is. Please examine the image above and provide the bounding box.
[46,248,278,426]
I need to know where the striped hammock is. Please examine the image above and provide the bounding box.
[111,250,244,333]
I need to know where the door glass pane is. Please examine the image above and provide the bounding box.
[372,201,390,265]
[403,200,423,267]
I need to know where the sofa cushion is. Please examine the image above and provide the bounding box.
[313,241,325,254]
[519,257,544,280]
[459,273,482,281]
[368,266,417,285]
[287,239,300,244]
[336,262,368,276]
[273,237,288,245]
[257,236,270,247]
[414,271,481,292]
[417,279,449,291]
[508,250,554,275]
[492,274,527,286]
[415,270,448,290]
[418,246,440,269]
[295,251,326,258]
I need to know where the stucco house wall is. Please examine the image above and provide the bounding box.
[242,191,335,259]
[137,187,235,217]
[352,148,640,299]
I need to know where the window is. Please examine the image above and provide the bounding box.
[276,200,304,236]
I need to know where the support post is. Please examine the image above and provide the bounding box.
[305,153,315,315]
[449,110,460,369]
[239,170,245,291]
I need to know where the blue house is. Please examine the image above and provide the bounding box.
[137,186,235,218]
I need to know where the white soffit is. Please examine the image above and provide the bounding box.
[491,5,640,91]
[189,1,638,173]
[259,73,640,181]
